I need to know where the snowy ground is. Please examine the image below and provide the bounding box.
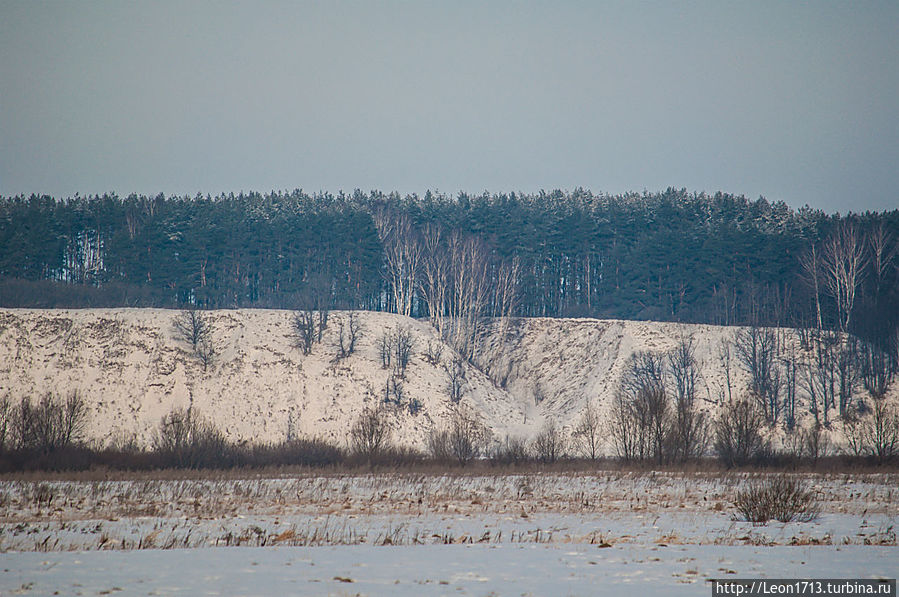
[3,544,896,596]
[1,472,896,595]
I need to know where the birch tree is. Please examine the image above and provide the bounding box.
[821,223,868,333]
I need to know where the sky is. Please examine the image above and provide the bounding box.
[1,1,897,213]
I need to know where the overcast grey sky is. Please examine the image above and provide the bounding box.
[1,1,897,212]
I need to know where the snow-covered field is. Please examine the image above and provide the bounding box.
[1,472,896,595]
[4,544,896,596]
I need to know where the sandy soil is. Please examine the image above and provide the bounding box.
[3,308,885,452]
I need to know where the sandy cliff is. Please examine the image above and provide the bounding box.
[0,309,887,451]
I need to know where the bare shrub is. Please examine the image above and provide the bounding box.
[448,410,490,466]
[153,407,230,468]
[377,331,392,369]
[714,398,770,468]
[446,356,466,403]
[406,397,423,416]
[10,392,88,453]
[382,370,421,416]
[376,326,415,377]
[384,374,405,406]
[430,409,490,466]
[532,382,546,406]
[734,476,820,523]
[426,426,451,461]
[424,339,444,366]
[335,312,362,360]
[196,337,216,371]
[490,435,529,466]
[532,419,565,464]
[349,407,392,464]
[800,423,831,462]
[394,326,414,376]
[244,438,344,468]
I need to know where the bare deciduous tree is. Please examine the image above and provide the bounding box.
[532,418,566,464]
[609,351,669,463]
[836,336,860,417]
[608,390,640,461]
[801,330,839,425]
[490,257,520,351]
[867,223,896,302]
[716,336,735,404]
[418,221,518,367]
[735,326,782,424]
[800,423,831,462]
[859,339,894,399]
[799,242,824,330]
[668,336,700,408]
[490,435,529,465]
[292,276,332,355]
[667,337,708,461]
[714,398,769,467]
[174,307,214,355]
[373,209,422,317]
[572,402,602,460]
[445,232,492,360]
[349,407,392,465]
[858,397,899,463]
[420,223,449,333]
[196,337,216,371]
[292,309,317,356]
[377,331,392,369]
[782,345,799,430]
[821,222,868,333]
[376,326,415,377]
[446,409,491,466]
[384,374,405,406]
[426,426,451,461]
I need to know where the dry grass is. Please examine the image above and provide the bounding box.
[0,470,894,552]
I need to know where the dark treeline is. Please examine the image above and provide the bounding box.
[1,188,897,341]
